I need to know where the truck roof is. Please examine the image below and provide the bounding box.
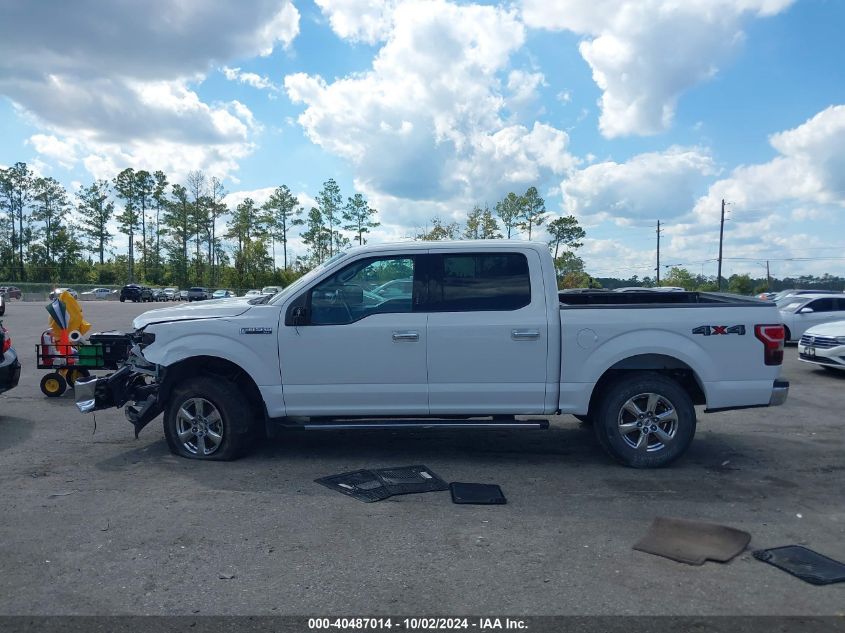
[341,240,550,256]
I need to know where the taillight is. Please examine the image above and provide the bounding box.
[1,327,10,354]
[755,324,785,366]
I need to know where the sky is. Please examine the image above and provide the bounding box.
[1,0,844,280]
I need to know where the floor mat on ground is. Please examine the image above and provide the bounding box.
[449,482,506,505]
[315,465,448,502]
[633,517,751,565]
[753,546,845,585]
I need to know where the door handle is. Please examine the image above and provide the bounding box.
[392,330,419,342]
[512,329,540,340]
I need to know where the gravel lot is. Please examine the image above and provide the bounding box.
[0,300,842,616]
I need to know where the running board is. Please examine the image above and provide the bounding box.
[300,419,550,431]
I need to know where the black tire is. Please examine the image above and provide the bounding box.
[40,372,67,397]
[163,376,254,461]
[120,296,125,303]
[593,372,696,468]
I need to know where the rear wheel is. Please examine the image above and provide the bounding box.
[40,372,67,397]
[65,368,90,387]
[593,372,696,468]
[163,376,254,460]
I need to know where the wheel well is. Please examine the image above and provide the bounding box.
[161,356,266,421]
[587,354,706,414]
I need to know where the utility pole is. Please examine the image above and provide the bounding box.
[717,199,726,291]
[766,260,771,290]
[656,220,662,284]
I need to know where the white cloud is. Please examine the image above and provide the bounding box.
[286,0,575,228]
[521,0,794,137]
[0,0,299,179]
[562,146,716,224]
[314,0,400,44]
[27,134,79,169]
[222,67,279,92]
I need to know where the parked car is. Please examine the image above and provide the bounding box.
[120,284,153,302]
[779,294,845,342]
[243,289,263,298]
[151,289,169,302]
[212,289,235,299]
[163,288,179,301]
[371,278,413,299]
[0,286,22,300]
[80,287,114,300]
[0,322,21,395]
[773,289,842,302]
[187,287,212,302]
[76,240,788,467]
[798,320,845,372]
[261,286,283,296]
[50,287,78,300]
[0,294,5,316]
[178,290,189,301]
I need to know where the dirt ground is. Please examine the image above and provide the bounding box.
[0,300,842,615]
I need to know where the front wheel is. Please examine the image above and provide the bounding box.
[593,373,696,468]
[163,376,254,460]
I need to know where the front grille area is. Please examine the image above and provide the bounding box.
[800,334,840,349]
[800,354,844,366]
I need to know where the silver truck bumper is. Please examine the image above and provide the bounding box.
[74,375,100,413]
[769,379,789,407]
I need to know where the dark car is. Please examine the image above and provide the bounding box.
[0,294,5,316]
[0,286,22,300]
[0,322,21,395]
[120,284,153,302]
[187,287,211,302]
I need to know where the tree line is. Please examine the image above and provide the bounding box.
[1,163,589,290]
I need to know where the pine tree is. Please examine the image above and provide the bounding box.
[113,168,139,282]
[134,170,154,281]
[494,191,523,239]
[547,215,585,259]
[342,193,379,245]
[76,181,114,265]
[519,186,546,240]
[479,205,501,239]
[317,178,343,256]
[32,176,70,265]
[262,185,303,270]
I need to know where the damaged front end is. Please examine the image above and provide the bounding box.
[75,333,165,437]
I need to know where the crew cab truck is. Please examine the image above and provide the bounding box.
[74,241,788,468]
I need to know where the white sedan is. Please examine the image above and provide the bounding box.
[778,294,845,342]
[798,320,845,372]
[80,287,114,299]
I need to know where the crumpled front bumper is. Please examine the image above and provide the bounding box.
[75,364,164,437]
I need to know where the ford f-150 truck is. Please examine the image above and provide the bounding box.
[74,241,788,467]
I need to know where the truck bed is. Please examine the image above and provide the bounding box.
[559,291,770,307]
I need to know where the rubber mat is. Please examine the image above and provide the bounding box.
[316,465,448,502]
[450,482,506,505]
[753,546,845,585]
[633,517,751,565]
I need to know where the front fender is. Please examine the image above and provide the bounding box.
[142,324,280,388]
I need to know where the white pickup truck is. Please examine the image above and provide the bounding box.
[75,241,788,468]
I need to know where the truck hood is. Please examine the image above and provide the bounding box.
[133,298,252,329]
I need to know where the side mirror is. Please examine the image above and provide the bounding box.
[798,307,814,314]
[292,306,308,325]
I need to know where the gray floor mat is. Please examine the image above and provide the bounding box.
[315,465,448,502]
[633,517,751,565]
[753,545,845,585]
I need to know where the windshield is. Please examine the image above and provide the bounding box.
[267,251,349,305]
[777,298,807,311]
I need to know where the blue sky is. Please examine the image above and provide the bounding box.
[1,0,844,278]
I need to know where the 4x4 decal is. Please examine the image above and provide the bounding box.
[692,325,746,336]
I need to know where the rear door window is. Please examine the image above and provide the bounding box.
[425,253,531,312]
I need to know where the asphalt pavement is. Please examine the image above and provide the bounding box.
[0,300,842,615]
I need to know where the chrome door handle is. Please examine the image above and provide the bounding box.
[512,329,540,340]
[392,330,419,342]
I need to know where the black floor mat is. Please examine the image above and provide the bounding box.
[316,465,448,502]
[450,482,506,505]
[753,546,845,585]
